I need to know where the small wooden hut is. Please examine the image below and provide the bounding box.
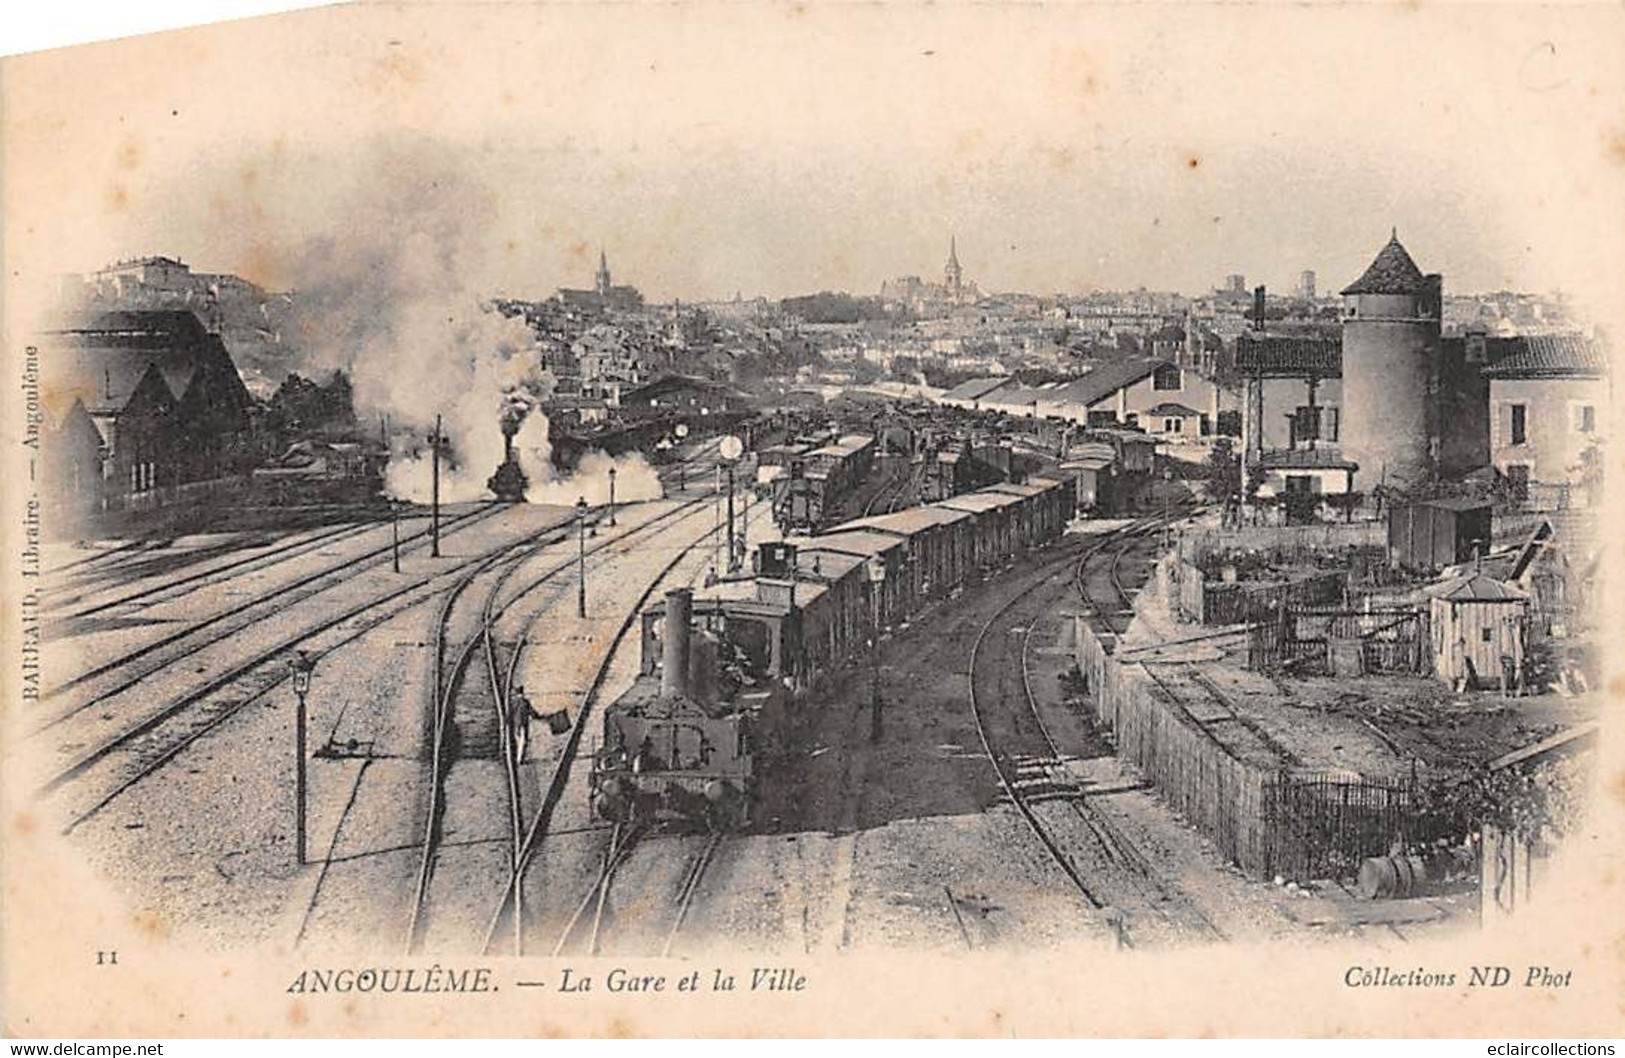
[1425,572,1529,690]
[1389,497,1493,571]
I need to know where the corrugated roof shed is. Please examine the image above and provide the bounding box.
[940,376,1013,402]
[1043,357,1167,407]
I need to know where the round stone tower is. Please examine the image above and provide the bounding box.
[1339,231,1442,490]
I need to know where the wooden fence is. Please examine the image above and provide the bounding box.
[1076,615,1273,873]
[1249,605,1431,676]
[1262,772,1425,881]
[1078,614,1431,882]
[1180,522,1385,563]
[1173,561,1344,627]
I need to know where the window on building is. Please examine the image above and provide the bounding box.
[1576,405,1596,433]
[1505,464,1530,502]
[1292,406,1317,445]
[1510,404,1527,446]
[1153,364,1182,391]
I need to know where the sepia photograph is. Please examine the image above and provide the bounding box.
[2,0,1622,1041]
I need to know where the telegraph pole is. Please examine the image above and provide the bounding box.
[575,496,588,619]
[726,462,737,571]
[429,414,445,558]
[391,501,401,573]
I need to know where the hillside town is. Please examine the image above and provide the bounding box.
[26,227,1610,956]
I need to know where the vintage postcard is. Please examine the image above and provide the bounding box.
[2,0,1622,1040]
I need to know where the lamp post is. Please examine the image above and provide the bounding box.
[607,466,617,527]
[718,434,744,573]
[287,650,317,866]
[575,496,588,619]
[866,558,886,743]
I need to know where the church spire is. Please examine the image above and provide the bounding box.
[595,247,612,296]
[944,234,963,295]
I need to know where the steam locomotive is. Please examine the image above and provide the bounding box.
[588,474,1075,830]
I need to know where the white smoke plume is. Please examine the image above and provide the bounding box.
[282,145,666,506]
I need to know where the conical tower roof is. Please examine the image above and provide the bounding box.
[1341,230,1428,296]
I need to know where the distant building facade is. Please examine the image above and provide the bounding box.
[556,249,645,315]
[38,310,256,525]
[1482,334,1609,498]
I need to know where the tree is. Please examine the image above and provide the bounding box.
[264,369,362,447]
[1204,437,1241,505]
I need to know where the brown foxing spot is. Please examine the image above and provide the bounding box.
[131,907,169,939]
[241,243,287,292]
[1186,155,1201,170]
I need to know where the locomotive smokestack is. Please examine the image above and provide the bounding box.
[662,588,693,700]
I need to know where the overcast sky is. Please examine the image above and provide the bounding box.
[5,3,1624,320]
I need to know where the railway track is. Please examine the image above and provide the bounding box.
[550,823,643,956]
[1046,516,1230,943]
[476,497,744,956]
[547,826,724,959]
[42,513,579,832]
[34,501,509,715]
[44,516,388,622]
[662,831,725,956]
[46,537,172,581]
[964,508,1222,948]
[45,440,730,830]
[860,458,912,517]
[401,470,733,954]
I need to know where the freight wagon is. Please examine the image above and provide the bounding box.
[770,433,875,533]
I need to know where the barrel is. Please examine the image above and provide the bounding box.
[1357,854,1427,899]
